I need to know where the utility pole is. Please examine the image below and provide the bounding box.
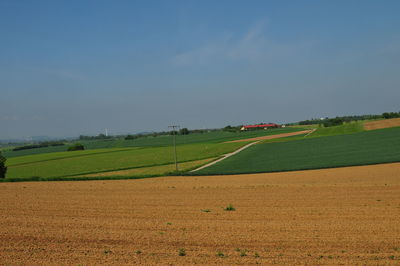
[168,125,180,171]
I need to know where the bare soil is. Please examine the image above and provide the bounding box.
[364,118,400,130]
[226,130,311,143]
[1,163,400,265]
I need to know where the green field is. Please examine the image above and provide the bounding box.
[4,120,398,182]
[3,127,303,158]
[259,120,367,145]
[7,147,135,167]
[307,120,365,138]
[195,127,400,175]
[6,142,244,179]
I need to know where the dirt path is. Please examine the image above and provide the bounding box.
[190,141,260,172]
[226,129,312,143]
[364,118,400,130]
[1,163,400,265]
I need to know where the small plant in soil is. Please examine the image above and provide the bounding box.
[224,204,236,211]
[178,248,186,256]
[216,251,226,258]
[201,209,211,212]
[135,250,142,255]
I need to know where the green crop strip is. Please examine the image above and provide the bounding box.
[194,127,400,175]
[5,142,245,179]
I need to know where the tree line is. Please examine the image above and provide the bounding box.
[125,128,201,140]
[296,111,400,127]
[12,141,65,151]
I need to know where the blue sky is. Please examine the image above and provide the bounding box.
[1,0,399,139]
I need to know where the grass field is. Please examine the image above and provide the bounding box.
[1,145,69,158]
[196,127,400,175]
[307,120,365,137]
[1,163,399,265]
[258,120,366,145]
[6,142,244,179]
[6,147,135,167]
[3,128,303,158]
[80,158,215,178]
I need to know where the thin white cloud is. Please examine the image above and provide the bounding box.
[171,19,311,66]
[171,33,233,66]
[227,19,268,60]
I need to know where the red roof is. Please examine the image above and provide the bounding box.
[243,123,279,129]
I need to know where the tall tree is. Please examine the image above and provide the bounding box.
[180,128,190,135]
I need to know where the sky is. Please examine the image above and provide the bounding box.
[1,0,399,139]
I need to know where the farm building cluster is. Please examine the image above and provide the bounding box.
[240,123,282,131]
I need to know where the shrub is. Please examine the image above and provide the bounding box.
[67,143,85,151]
[0,151,7,178]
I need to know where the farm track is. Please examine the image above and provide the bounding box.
[226,130,311,143]
[190,141,260,172]
[364,118,400,131]
[1,163,400,265]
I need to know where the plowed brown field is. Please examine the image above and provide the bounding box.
[364,118,400,130]
[226,130,311,143]
[1,163,400,265]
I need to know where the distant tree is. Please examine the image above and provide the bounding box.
[79,134,112,140]
[125,134,138,140]
[323,117,344,127]
[223,125,241,132]
[67,143,85,151]
[0,151,7,178]
[223,125,234,132]
[382,112,400,119]
[180,128,190,135]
